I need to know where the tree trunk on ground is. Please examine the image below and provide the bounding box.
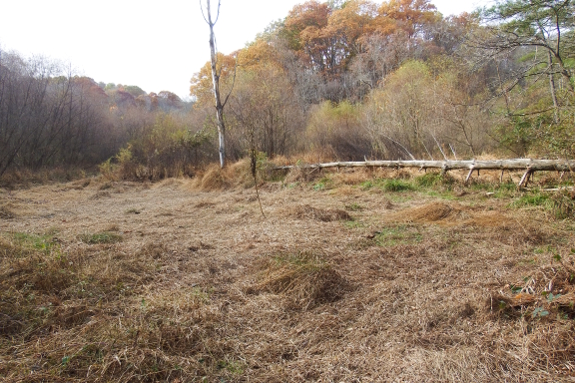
[275,159,575,172]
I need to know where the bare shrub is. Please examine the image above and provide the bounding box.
[306,100,373,161]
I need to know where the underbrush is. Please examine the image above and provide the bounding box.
[508,189,575,220]
[0,167,94,189]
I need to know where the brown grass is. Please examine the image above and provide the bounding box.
[2,165,575,382]
[0,204,16,219]
[288,204,352,222]
[387,201,455,223]
[194,159,261,191]
[249,251,352,310]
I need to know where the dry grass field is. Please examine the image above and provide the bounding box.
[2,166,575,382]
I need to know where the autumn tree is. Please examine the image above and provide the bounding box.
[281,1,335,76]
[376,0,438,38]
[361,59,495,159]
[190,53,236,107]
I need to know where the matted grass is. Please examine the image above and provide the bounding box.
[1,168,575,381]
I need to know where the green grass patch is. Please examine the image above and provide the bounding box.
[382,179,415,192]
[415,172,453,188]
[511,193,550,208]
[344,220,364,229]
[360,179,377,190]
[375,225,423,246]
[360,178,415,192]
[313,176,333,191]
[217,360,245,375]
[469,181,516,198]
[469,181,493,192]
[492,182,517,198]
[79,232,123,244]
[498,182,517,192]
[509,189,575,219]
[11,232,60,254]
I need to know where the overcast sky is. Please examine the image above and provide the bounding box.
[0,0,487,99]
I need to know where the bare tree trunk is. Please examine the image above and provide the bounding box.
[201,0,227,168]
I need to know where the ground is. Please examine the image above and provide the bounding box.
[1,168,575,382]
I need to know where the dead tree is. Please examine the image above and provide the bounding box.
[200,0,235,168]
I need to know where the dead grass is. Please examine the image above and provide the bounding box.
[288,204,352,222]
[386,201,518,230]
[2,165,575,382]
[0,205,16,219]
[249,251,352,310]
[387,201,455,223]
[194,159,260,191]
[79,231,123,244]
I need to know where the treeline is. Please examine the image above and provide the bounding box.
[190,0,575,163]
[2,0,574,182]
[0,53,113,177]
[0,50,208,180]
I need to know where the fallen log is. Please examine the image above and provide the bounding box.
[275,159,575,186]
[276,159,575,171]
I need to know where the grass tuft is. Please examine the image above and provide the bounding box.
[382,179,415,192]
[415,172,453,188]
[251,251,352,310]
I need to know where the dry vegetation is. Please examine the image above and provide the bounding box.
[2,166,575,382]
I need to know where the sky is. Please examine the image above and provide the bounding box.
[0,0,488,100]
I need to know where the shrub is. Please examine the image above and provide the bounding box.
[306,101,372,161]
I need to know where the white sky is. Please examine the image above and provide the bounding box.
[0,0,487,99]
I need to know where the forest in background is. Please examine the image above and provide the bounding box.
[1,0,574,182]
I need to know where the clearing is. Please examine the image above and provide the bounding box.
[1,169,575,382]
